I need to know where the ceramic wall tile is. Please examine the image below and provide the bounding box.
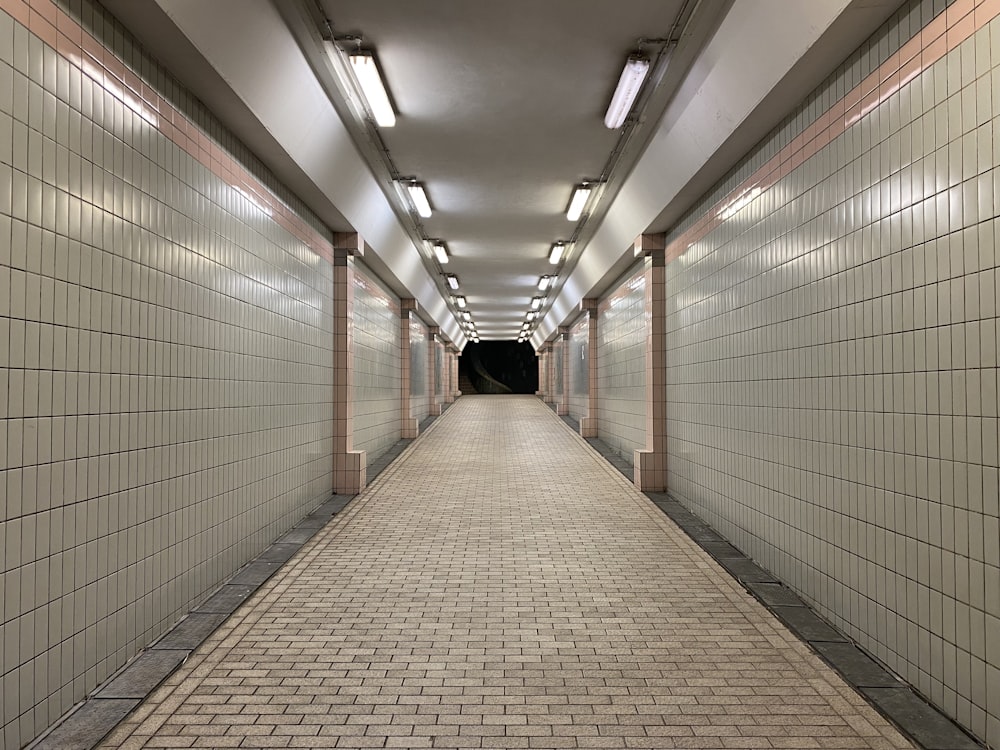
[0,0,336,745]
[663,0,1000,743]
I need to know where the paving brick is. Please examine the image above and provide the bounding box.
[99,396,914,750]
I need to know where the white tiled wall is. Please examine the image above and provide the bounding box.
[434,336,443,398]
[352,262,401,462]
[552,338,564,399]
[568,313,589,422]
[409,316,429,422]
[597,265,646,465]
[0,1,336,746]
[664,0,1000,744]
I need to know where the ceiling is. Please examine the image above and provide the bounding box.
[299,0,717,339]
[99,0,902,345]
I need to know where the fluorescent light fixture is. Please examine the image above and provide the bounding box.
[472,337,480,343]
[538,275,553,291]
[408,183,432,218]
[566,185,591,221]
[530,297,542,310]
[433,241,448,264]
[527,312,537,321]
[604,55,650,129]
[348,52,396,127]
[455,295,467,309]
[445,274,460,290]
[549,242,566,265]
[462,311,472,322]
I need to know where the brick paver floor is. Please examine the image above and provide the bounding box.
[101,396,913,749]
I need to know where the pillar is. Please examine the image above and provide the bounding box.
[428,327,442,416]
[332,232,366,494]
[556,327,570,416]
[452,348,461,399]
[633,233,668,492]
[399,299,420,438]
[579,299,599,437]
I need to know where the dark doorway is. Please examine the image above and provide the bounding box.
[461,341,538,394]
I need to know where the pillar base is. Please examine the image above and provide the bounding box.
[429,403,442,417]
[334,450,366,494]
[633,449,667,492]
[579,416,597,438]
[402,418,419,439]
[556,404,569,416]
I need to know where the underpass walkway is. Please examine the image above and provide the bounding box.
[101,396,912,749]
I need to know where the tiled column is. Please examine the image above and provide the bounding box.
[556,327,571,416]
[332,232,367,494]
[452,349,461,399]
[399,299,420,438]
[633,233,667,492]
[428,327,442,416]
[579,299,599,437]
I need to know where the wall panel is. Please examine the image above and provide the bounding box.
[352,262,401,461]
[664,0,1000,743]
[0,0,335,745]
[597,265,646,465]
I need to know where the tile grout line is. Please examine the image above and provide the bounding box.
[26,489,357,750]
[90,396,928,749]
[37,405,459,749]
[560,408,986,750]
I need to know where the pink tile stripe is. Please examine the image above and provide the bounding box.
[1,0,335,264]
[665,0,1000,264]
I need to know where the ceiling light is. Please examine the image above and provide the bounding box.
[566,185,592,221]
[462,311,472,322]
[433,241,448,264]
[348,52,396,127]
[549,242,567,265]
[408,183,432,218]
[455,295,467,309]
[527,311,537,321]
[445,274,460,290]
[530,297,542,310]
[538,275,554,291]
[604,55,650,129]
